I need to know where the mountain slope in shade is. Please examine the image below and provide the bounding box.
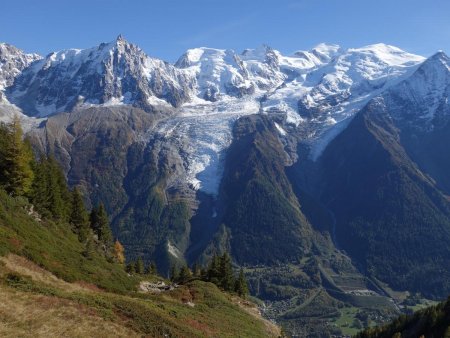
[218,114,313,264]
[357,296,450,338]
[317,95,450,298]
[386,52,450,194]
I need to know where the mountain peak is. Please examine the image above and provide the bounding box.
[0,43,41,92]
[309,43,342,62]
[241,44,277,59]
[346,43,425,67]
[429,50,449,63]
[417,50,450,73]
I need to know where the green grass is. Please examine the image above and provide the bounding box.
[1,272,273,337]
[406,298,439,312]
[0,190,138,292]
[333,306,360,336]
[0,190,277,337]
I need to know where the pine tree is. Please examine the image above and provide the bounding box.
[0,123,9,188]
[178,265,192,283]
[219,252,234,291]
[135,257,145,274]
[90,203,113,247]
[234,268,249,298]
[1,117,34,196]
[31,156,71,220]
[149,261,157,275]
[70,187,90,242]
[207,254,221,284]
[144,262,157,275]
[126,262,135,274]
[113,240,125,264]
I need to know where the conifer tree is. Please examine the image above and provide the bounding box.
[234,268,249,298]
[0,123,9,187]
[31,156,71,220]
[126,262,135,274]
[207,254,221,284]
[144,261,157,275]
[149,261,157,274]
[1,117,34,196]
[178,265,192,283]
[135,256,145,274]
[219,252,234,291]
[90,203,113,246]
[70,187,90,242]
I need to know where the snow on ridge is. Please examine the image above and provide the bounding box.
[1,39,436,190]
[274,122,287,136]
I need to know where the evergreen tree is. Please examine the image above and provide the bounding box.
[219,252,234,291]
[135,256,145,274]
[126,262,135,274]
[70,187,90,242]
[30,156,71,220]
[207,254,221,284]
[234,268,249,298]
[178,265,192,283]
[89,206,99,235]
[149,261,157,275]
[113,240,125,264]
[0,123,9,188]
[0,117,34,196]
[90,203,113,246]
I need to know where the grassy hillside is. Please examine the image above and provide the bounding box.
[0,189,137,293]
[0,189,279,337]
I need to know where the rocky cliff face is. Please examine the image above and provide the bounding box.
[6,36,195,116]
[0,43,41,101]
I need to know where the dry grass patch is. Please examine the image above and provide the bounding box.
[0,254,91,293]
[0,287,139,338]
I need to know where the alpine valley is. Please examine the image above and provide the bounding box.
[1,36,450,336]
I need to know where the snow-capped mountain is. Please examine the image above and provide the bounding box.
[262,43,425,159]
[0,37,442,197]
[0,43,41,97]
[7,35,195,116]
[175,47,255,101]
[386,51,450,129]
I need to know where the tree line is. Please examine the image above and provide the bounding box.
[170,253,249,298]
[0,117,124,263]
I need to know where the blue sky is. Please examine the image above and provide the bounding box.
[1,0,449,62]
